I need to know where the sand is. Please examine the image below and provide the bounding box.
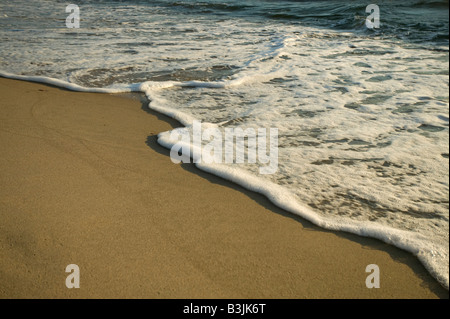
[0,77,447,299]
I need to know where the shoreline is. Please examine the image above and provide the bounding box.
[0,77,448,298]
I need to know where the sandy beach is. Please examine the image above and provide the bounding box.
[0,77,447,299]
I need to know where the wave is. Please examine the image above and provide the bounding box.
[166,1,252,12]
[144,78,449,291]
[1,0,447,291]
[2,68,447,290]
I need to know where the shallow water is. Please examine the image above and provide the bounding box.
[1,0,448,288]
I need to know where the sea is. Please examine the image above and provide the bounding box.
[0,0,448,289]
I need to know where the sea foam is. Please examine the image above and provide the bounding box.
[1,0,448,290]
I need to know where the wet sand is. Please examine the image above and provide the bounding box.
[0,77,447,298]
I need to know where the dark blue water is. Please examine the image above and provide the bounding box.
[86,0,449,46]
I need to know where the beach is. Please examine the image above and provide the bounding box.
[0,77,447,299]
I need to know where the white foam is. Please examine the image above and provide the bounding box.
[0,71,140,93]
[1,1,448,290]
[157,121,448,289]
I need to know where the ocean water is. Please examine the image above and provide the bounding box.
[0,0,448,289]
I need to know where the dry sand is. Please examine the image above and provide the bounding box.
[0,77,447,299]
